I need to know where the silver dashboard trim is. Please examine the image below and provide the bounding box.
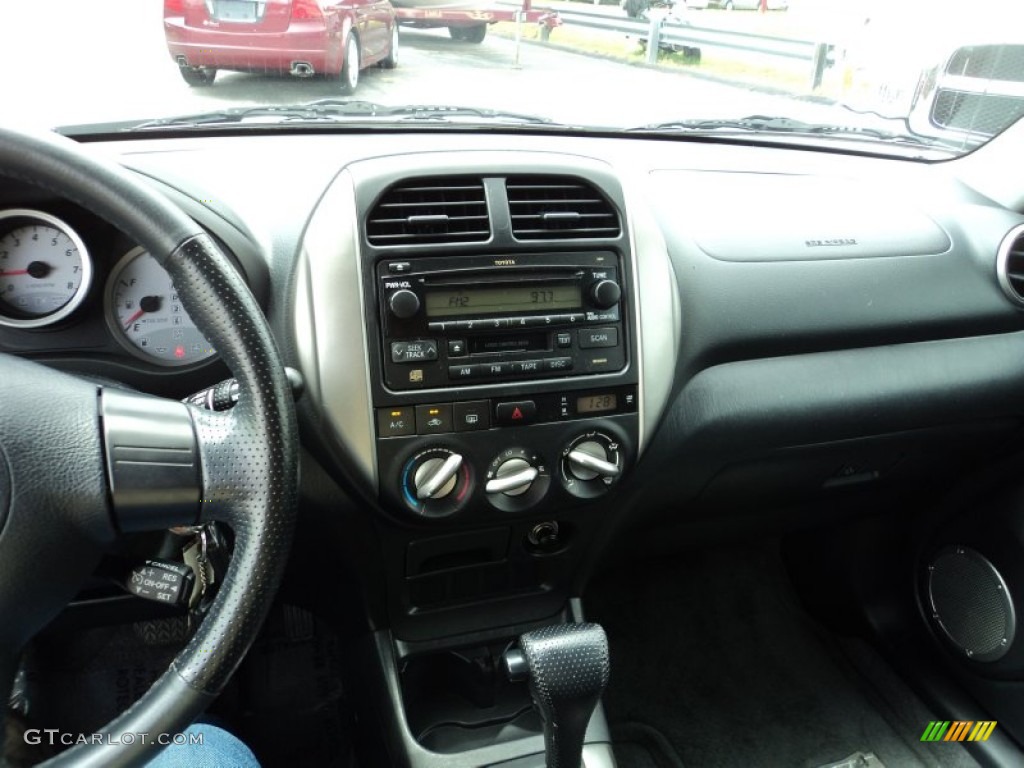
[619,169,680,455]
[996,222,1024,308]
[294,168,378,487]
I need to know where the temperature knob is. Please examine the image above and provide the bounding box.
[485,448,550,512]
[561,432,624,498]
[400,448,471,518]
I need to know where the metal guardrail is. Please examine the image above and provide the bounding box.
[521,4,832,89]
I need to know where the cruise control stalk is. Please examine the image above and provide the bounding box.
[184,366,304,411]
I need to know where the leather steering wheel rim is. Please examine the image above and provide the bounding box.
[0,126,298,767]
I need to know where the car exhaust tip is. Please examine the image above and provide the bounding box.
[290,62,315,77]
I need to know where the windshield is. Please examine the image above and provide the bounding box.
[3,0,1022,155]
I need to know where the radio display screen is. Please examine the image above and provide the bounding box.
[425,284,581,317]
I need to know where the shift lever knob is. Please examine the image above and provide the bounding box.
[505,622,610,768]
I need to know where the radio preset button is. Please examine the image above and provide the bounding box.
[510,316,531,329]
[579,328,618,349]
[496,401,537,426]
[555,332,573,348]
[544,357,574,372]
[392,340,438,363]
[428,321,447,332]
[487,318,510,330]
[567,313,585,324]
[454,401,490,432]
[415,404,453,435]
[448,339,467,357]
[448,364,476,380]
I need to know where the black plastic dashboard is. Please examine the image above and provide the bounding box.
[5,129,1024,643]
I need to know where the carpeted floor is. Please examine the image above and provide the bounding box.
[586,541,980,768]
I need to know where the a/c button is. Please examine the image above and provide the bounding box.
[376,406,415,437]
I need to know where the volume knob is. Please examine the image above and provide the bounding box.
[389,289,421,319]
[589,279,621,310]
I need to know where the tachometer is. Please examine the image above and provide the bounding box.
[106,246,216,366]
[0,209,92,328]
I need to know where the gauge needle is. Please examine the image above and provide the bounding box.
[123,308,146,329]
[1,261,53,279]
[124,295,163,329]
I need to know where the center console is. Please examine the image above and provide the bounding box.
[294,150,677,768]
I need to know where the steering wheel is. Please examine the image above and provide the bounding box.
[0,126,299,766]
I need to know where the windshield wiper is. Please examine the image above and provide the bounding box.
[125,101,558,131]
[628,115,935,146]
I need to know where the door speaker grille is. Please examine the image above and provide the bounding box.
[927,546,1015,662]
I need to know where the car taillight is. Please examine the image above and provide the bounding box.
[291,0,324,20]
[164,0,186,14]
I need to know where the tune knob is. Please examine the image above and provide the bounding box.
[485,448,550,512]
[388,289,421,319]
[589,279,621,310]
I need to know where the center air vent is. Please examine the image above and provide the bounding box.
[367,177,490,246]
[997,224,1024,307]
[507,176,621,241]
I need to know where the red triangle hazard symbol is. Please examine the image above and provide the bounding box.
[511,407,523,420]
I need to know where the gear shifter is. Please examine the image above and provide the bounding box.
[504,622,610,768]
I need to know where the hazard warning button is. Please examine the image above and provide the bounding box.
[495,400,537,426]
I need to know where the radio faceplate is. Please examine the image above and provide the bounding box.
[378,252,626,391]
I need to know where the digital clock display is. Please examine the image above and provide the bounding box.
[576,394,617,413]
[425,284,581,317]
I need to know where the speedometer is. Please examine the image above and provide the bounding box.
[0,209,92,328]
[106,246,216,367]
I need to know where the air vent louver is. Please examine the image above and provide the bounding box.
[507,176,621,241]
[367,177,490,246]
[997,225,1024,307]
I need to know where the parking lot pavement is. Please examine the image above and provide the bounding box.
[0,0,842,130]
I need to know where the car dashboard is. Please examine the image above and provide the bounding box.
[4,127,1024,766]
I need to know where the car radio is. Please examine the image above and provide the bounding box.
[377,252,626,391]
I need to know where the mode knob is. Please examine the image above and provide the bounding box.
[561,432,624,499]
[388,289,421,319]
[589,279,621,310]
[567,440,621,482]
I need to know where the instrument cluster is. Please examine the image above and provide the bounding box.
[0,207,219,368]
